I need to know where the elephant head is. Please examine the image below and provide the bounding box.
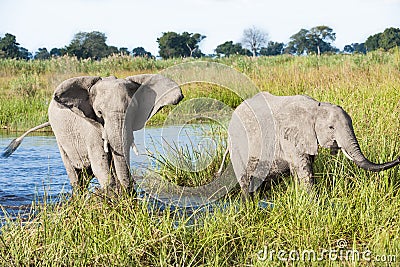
[313,102,400,171]
[53,74,183,190]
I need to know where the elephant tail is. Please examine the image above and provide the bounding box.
[216,146,230,176]
[2,122,51,158]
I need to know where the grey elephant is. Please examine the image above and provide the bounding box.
[2,74,183,194]
[221,92,400,196]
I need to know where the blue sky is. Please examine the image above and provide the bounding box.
[1,0,399,56]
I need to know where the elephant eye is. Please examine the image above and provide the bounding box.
[329,126,335,130]
[97,110,104,120]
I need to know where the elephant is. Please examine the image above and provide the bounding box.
[2,74,183,194]
[221,92,400,196]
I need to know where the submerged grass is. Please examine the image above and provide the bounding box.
[0,51,400,265]
[149,123,228,187]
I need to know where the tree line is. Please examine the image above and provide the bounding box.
[1,26,399,60]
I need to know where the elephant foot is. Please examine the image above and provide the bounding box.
[290,160,314,193]
[114,181,136,197]
[240,190,252,202]
[92,186,135,204]
[296,175,315,194]
[92,186,116,198]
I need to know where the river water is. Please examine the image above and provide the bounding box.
[0,125,218,218]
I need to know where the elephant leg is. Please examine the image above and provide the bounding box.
[289,155,314,191]
[238,174,251,198]
[238,157,259,201]
[57,143,81,191]
[76,167,93,190]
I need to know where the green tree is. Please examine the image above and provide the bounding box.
[259,41,284,56]
[215,41,251,57]
[119,47,130,55]
[108,45,119,55]
[365,33,381,51]
[241,26,268,57]
[343,43,366,54]
[157,31,206,59]
[343,45,354,53]
[0,33,22,59]
[50,47,66,57]
[132,47,152,57]
[307,26,336,55]
[34,48,51,60]
[284,29,309,55]
[365,28,400,52]
[183,32,206,57]
[18,47,32,60]
[66,31,110,60]
[285,26,337,55]
[378,27,400,51]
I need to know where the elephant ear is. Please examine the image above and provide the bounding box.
[279,105,318,156]
[125,74,183,131]
[53,76,102,120]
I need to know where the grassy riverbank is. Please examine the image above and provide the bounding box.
[1,50,399,130]
[1,52,400,265]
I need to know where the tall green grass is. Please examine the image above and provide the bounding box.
[1,51,400,130]
[0,52,399,265]
[1,170,398,265]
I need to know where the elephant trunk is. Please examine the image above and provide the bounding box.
[112,153,133,192]
[106,117,134,193]
[338,125,400,172]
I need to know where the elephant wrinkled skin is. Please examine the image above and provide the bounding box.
[3,74,184,194]
[226,92,400,196]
